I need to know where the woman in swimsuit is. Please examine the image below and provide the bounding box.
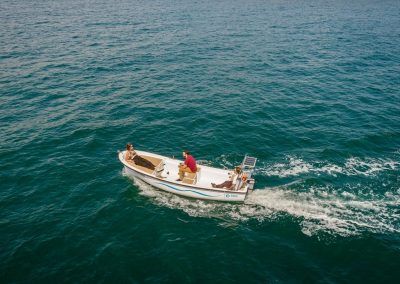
[125,143,156,170]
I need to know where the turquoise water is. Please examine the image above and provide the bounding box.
[1,0,400,282]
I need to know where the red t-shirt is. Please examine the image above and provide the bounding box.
[184,155,197,172]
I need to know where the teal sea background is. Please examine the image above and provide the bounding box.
[1,0,400,282]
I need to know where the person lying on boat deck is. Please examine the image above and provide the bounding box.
[125,143,156,170]
[211,166,242,189]
[177,150,197,181]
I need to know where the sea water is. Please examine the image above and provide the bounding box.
[1,0,399,282]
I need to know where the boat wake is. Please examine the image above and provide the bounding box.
[245,187,400,237]
[256,156,399,177]
[129,177,399,238]
[124,154,399,238]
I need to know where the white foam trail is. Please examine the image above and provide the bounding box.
[128,176,400,238]
[258,157,315,177]
[257,156,399,178]
[246,188,400,237]
[344,157,399,176]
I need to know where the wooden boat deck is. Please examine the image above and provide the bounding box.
[126,154,163,175]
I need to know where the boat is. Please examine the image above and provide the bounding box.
[118,149,257,202]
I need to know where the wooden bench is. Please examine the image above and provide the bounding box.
[182,167,201,185]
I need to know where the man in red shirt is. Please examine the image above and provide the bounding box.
[177,150,197,181]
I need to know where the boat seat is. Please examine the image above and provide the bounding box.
[182,166,201,185]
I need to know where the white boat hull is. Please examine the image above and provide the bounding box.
[119,151,248,202]
[123,165,246,202]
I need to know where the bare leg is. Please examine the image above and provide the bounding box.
[212,181,233,188]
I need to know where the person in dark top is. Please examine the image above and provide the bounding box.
[177,150,197,181]
[125,143,155,170]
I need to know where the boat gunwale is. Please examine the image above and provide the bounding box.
[119,151,247,195]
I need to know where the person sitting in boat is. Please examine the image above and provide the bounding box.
[125,143,156,170]
[177,150,197,181]
[211,166,242,190]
